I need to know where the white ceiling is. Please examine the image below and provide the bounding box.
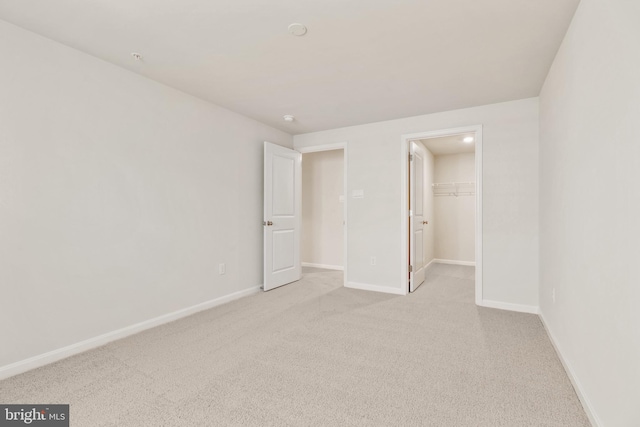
[420,134,476,156]
[0,0,580,134]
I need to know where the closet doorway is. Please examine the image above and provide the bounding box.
[401,126,482,302]
[298,144,347,285]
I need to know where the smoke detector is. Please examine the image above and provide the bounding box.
[131,52,143,61]
[288,23,307,36]
[283,115,295,122]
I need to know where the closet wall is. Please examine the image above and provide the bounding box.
[433,153,475,263]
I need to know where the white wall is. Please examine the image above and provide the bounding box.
[294,98,539,307]
[434,153,475,262]
[539,0,640,425]
[417,142,435,266]
[301,150,344,268]
[0,21,292,371]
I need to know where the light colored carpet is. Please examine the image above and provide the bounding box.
[0,264,590,426]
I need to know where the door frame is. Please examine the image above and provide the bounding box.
[297,142,348,288]
[400,125,483,303]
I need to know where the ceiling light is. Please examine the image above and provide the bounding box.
[288,23,307,36]
[463,136,474,143]
[131,52,143,61]
[283,115,295,122]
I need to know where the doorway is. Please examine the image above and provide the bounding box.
[401,126,482,303]
[300,148,345,272]
[298,143,347,287]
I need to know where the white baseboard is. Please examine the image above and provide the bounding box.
[301,262,344,271]
[346,282,405,295]
[539,313,601,427]
[0,285,262,381]
[433,259,476,266]
[425,259,436,269]
[478,299,540,314]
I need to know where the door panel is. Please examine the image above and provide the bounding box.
[415,156,424,217]
[272,230,295,272]
[264,142,301,291]
[415,229,424,272]
[272,156,295,215]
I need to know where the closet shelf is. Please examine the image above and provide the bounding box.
[432,182,475,187]
[432,182,475,197]
[434,192,475,197]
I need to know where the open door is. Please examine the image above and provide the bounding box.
[263,142,302,291]
[410,141,426,292]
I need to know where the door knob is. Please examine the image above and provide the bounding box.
[422,221,428,224]
[263,221,273,226]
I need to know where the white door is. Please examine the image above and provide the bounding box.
[263,142,302,291]
[410,142,426,292]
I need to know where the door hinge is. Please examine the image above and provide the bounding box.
[409,265,413,273]
[409,153,414,162]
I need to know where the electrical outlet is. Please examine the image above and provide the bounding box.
[370,256,376,266]
[552,288,556,304]
[219,263,226,275]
